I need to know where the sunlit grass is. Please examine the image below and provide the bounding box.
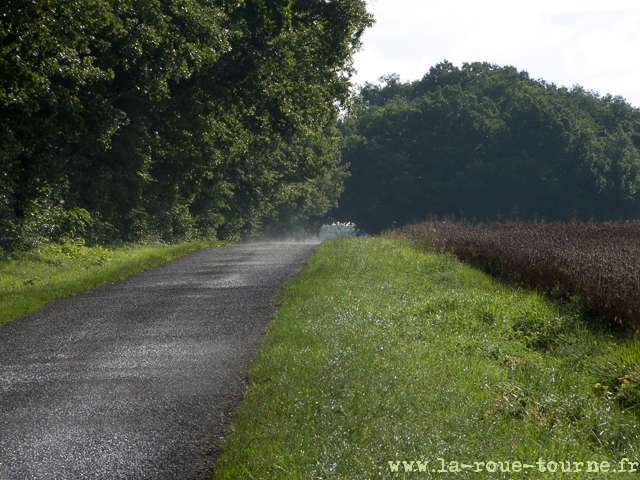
[212,236,640,479]
[0,239,227,324]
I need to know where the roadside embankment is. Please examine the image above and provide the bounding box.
[0,240,227,324]
[213,236,640,479]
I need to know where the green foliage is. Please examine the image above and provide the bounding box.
[597,339,640,412]
[331,61,640,233]
[0,0,373,250]
[0,193,95,253]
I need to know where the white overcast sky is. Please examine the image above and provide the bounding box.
[351,0,640,108]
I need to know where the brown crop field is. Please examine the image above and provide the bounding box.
[400,221,640,331]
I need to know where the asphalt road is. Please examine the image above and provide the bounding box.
[0,242,317,480]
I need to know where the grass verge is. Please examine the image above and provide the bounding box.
[212,236,640,479]
[0,239,228,324]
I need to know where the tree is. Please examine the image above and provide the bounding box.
[0,0,373,250]
[330,61,640,233]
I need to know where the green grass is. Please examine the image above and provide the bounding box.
[212,236,640,479]
[0,239,228,324]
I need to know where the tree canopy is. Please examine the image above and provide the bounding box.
[330,62,640,233]
[0,0,373,250]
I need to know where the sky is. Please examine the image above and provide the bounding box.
[351,0,640,108]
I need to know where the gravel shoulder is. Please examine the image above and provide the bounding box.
[0,242,317,480]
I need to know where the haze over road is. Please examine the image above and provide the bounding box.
[0,242,317,479]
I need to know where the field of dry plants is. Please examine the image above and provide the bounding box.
[401,221,640,331]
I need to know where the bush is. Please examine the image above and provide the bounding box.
[318,222,357,240]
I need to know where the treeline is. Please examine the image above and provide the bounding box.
[329,61,640,233]
[0,0,372,252]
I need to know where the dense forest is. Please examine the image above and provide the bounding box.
[329,62,640,233]
[0,0,373,252]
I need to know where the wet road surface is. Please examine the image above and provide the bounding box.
[0,243,317,479]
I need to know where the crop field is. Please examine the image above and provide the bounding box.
[400,221,640,331]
